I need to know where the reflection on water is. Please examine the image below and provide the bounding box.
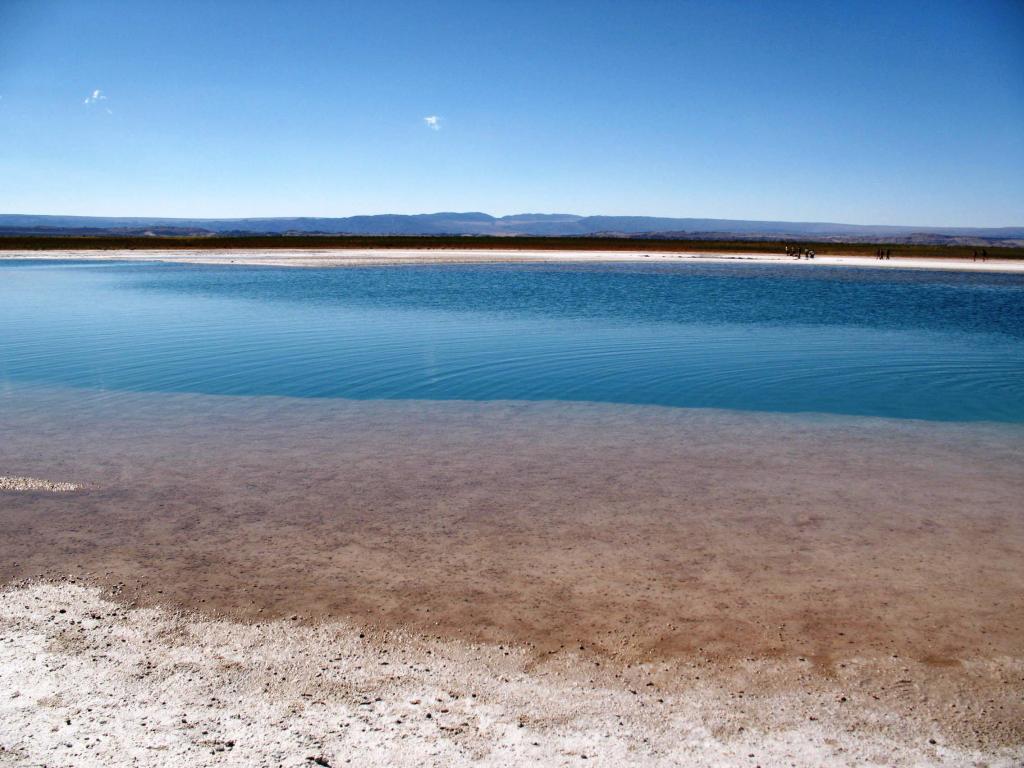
[1,259,1022,421]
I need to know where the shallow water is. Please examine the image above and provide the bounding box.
[1,258,1023,420]
[2,386,1023,661]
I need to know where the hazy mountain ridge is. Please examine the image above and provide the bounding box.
[1,213,1022,244]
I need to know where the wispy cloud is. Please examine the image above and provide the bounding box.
[83,89,113,114]
[423,115,441,131]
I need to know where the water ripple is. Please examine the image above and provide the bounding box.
[0,260,1022,422]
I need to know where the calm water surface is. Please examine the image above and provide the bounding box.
[1,259,1022,422]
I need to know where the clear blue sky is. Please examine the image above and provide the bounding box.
[1,0,1022,225]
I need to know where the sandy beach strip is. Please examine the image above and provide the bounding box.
[1,247,1023,273]
[2,580,1021,768]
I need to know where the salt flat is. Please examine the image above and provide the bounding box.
[2,247,1023,272]
[2,581,1021,768]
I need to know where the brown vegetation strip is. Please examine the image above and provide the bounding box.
[2,234,1022,260]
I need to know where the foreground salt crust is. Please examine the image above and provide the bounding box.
[1,583,1019,768]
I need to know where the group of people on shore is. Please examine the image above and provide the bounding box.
[782,245,995,264]
[785,246,816,259]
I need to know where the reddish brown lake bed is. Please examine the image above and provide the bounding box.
[3,389,1022,666]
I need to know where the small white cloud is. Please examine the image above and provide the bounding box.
[83,89,107,105]
[423,115,441,131]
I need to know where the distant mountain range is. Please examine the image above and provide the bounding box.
[1,213,1022,245]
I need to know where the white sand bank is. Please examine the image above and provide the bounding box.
[1,582,1020,767]
[0,476,81,493]
[2,248,1023,273]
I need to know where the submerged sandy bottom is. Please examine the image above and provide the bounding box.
[2,389,1023,763]
[3,390,1023,661]
[2,581,1021,767]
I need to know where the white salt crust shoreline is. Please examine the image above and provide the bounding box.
[2,248,1023,273]
[1,582,1021,768]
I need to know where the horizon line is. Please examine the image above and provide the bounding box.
[2,211,1022,231]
